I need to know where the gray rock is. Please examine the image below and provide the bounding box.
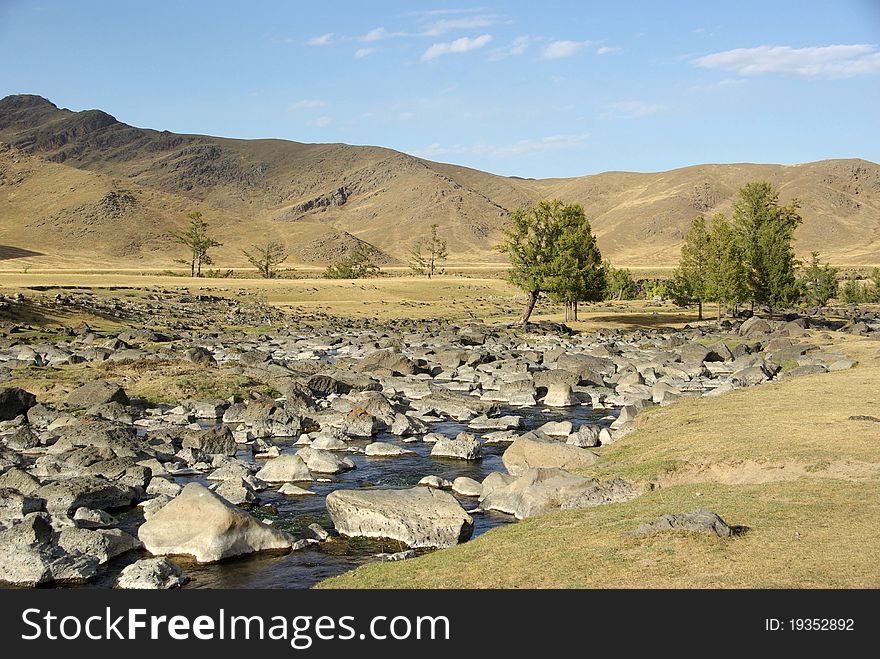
[418,475,453,489]
[35,476,137,516]
[0,487,44,522]
[182,426,237,456]
[451,476,482,497]
[481,468,639,519]
[255,454,312,482]
[390,413,428,436]
[67,380,128,408]
[468,414,521,431]
[634,509,734,537]
[326,486,473,548]
[567,424,601,448]
[0,467,41,495]
[543,383,577,407]
[115,557,189,589]
[73,507,117,529]
[431,432,482,460]
[296,447,356,473]
[57,527,141,564]
[365,442,414,457]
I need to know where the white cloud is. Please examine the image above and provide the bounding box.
[307,116,332,128]
[361,27,389,42]
[693,44,880,79]
[423,15,498,36]
[422,34,493,61]
[415,133,591,159]
[489,35,531,61]
[542,40,591,60]
[398,112,416,121]
[306,33,333,46]
[596,46,620,55]
[355,47,377,59]
[359,27,410,42]
[600,100,667,119]
[291,99,326,109]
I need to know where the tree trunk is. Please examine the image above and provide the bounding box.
[768,306,773,321]
[572,300,578,322]
[518,290,539,325]
[698,300,703,321]
[190,257,195,278]
[717,300,721,322]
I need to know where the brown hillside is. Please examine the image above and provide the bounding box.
[1,94,878,268]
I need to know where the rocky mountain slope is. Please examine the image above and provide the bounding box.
[1,94,878,268]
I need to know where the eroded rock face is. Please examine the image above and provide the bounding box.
[138,482,292,563]
[480,468,639,519]
[325,487,473,548]
[502,434,598,476]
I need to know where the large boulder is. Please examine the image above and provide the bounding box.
[255,454,312,482]
[182,426,237,456]
[430,432,482,460]
[115,557,189,589]
[66,380,129,408]
[481,468,639,519]
[0,387,37,421]
[138,482,292,563]
[502,434,598,476]
[326,487,473,548]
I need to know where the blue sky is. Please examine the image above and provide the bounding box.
[1,0,879,177]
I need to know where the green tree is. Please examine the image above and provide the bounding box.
[870,268,880,303]
[670,215,711,320]
[323,244,380,279]
[546,208,606,321]
[705,212,747,321]
[605,264,637,300]
[497,200,572,325]
[841,278,866,304]
[409,224,448,279]
[800,251,838,307]
[170,211,222,277]
[732,181,802,319]
[243,241,288,279]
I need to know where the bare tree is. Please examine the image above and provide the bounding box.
[409,223,448,279]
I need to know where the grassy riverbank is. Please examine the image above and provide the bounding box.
[319,334,880,588]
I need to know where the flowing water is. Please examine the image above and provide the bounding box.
[91,403,616,589]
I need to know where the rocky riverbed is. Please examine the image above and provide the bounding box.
[0,290,876,588]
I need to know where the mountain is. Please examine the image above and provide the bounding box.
[1,94,879,269]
